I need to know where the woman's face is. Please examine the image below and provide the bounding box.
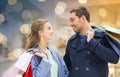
[39,22,54,40]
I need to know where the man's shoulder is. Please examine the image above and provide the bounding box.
[92,26,105,33]
[92,26,106,38]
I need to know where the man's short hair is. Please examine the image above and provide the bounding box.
[70,6,90,22]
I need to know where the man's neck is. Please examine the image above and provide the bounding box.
[80,22,91,36]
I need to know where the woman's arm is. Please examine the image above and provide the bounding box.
[31,55,51,77]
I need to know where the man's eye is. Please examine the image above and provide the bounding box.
[48,27,51,30]
[70,19,73,22]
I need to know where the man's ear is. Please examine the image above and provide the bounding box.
[81,15,85,20]
[81,15,87,22]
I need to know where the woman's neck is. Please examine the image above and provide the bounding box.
[39,44,48,51]
[38,38,49,52]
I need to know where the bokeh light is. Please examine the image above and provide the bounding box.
[0,14,5,24]
[20,24,31,35]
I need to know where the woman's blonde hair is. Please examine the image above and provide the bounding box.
[25,19,48,50]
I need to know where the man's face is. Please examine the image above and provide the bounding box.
[69,12,83,32]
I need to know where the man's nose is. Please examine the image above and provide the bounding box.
[69,22,73,27]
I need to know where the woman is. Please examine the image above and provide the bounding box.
[25,19,68,77]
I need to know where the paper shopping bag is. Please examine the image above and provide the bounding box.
[23,63,33,77]
[102,26,120,42]
[2,65,24,77]
[105,34,120,56]
[14,52,33,72]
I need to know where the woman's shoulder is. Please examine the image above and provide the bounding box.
[48,46,61,55]
[25,48,34,53]
[26,48,42,60]
[48,46,57,51]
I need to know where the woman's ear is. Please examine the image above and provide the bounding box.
[38,31,43,36]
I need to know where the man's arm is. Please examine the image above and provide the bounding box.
[87,35,119,64]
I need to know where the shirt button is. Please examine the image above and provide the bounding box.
[86,67,90,71]
[75,67,79,70]
[87,51,90,54]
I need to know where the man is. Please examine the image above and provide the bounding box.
[64,6,119,77]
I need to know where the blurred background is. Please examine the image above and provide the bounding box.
[0,0,120,77]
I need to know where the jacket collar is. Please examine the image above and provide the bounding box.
[70,34,88,51]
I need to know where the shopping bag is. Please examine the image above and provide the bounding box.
[2,65,24,77]
[2,49,34,77]
[2,48,40,77]
[23,48,41,77]
[23,63,33,77]
[102,26,120,42]
[14,50,33,72]
[105,34,120,56]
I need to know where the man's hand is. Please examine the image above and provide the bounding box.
[87,29,94,42]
